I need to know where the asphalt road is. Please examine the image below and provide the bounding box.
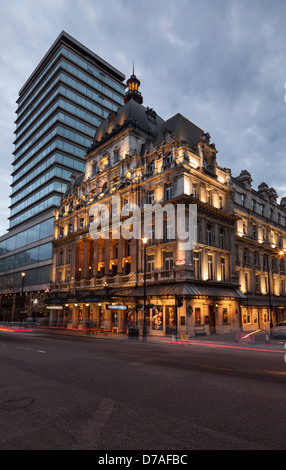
[0,330,285,451]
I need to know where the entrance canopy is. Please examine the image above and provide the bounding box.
[246,296,286,309]
[115,283,246,300]
[48,283,245,303]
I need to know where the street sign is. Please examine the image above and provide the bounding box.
[179,332,188,341]
[83,297,100,302]
[106,305,128,310]
[237,332,254,343]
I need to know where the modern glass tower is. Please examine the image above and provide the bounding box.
[0,31,125,319]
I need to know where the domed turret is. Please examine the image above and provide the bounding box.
[90,71,164,151]
[124,66,143,105]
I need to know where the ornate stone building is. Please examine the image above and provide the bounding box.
[49,73,248,336]
[233,170,286,331]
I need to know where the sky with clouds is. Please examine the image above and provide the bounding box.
[0,0,285,234]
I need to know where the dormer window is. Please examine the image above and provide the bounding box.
[164,152,173,165]
[113,148,120,163]
[148,190,155,204]
[148,160,155,173]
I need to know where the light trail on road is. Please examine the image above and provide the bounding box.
[160,340,286,354]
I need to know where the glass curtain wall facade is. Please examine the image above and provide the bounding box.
[0,31,125,319]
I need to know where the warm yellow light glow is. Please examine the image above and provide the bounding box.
[142,237,148,245]
[21,272,26,277]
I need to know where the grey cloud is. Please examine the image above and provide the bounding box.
[0,0,285,232]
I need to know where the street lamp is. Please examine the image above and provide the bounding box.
[21,272,26,318]
[266,255,273,328]
[142,237,148,342]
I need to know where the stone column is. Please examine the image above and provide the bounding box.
[104,235,111,276]
[72,304,78,328]
[117,237,123,275]
[93,239,99,277]
[82,238,89,279]
[71,243,77,282]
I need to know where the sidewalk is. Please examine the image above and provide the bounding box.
[34,326,286,350]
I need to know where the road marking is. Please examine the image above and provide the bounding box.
[18,347,46,354]
[202,365,233,372]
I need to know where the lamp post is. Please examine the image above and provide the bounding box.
[21,272,26,320]
[278,249,286,324]
[142,237,148,342]
[266,255,273,329]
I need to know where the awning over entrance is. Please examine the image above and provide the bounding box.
[49,283,245,303]
[246,296,286,308]
[114,283,246,300]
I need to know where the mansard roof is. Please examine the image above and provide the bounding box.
[154,113,204,150]
[91,97,165,151]
[88,71,206,156]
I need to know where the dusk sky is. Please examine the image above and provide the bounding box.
[0,0,285,234]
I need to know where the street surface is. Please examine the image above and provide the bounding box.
[0,329,285,451]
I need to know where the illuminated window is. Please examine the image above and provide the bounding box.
[208,255,214,280]
[193,251,201,280]
[223,308,228,324]
[147,255,155,272]
[195,308,201,325]
[164,251,174,271]
[221,258,226,281]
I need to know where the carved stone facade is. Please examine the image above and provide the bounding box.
[49,74,286,336]
[233,171,286,331]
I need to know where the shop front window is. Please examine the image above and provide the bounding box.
[222,308,228,324]
[195,308,201,324]
[152,306,163,330]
